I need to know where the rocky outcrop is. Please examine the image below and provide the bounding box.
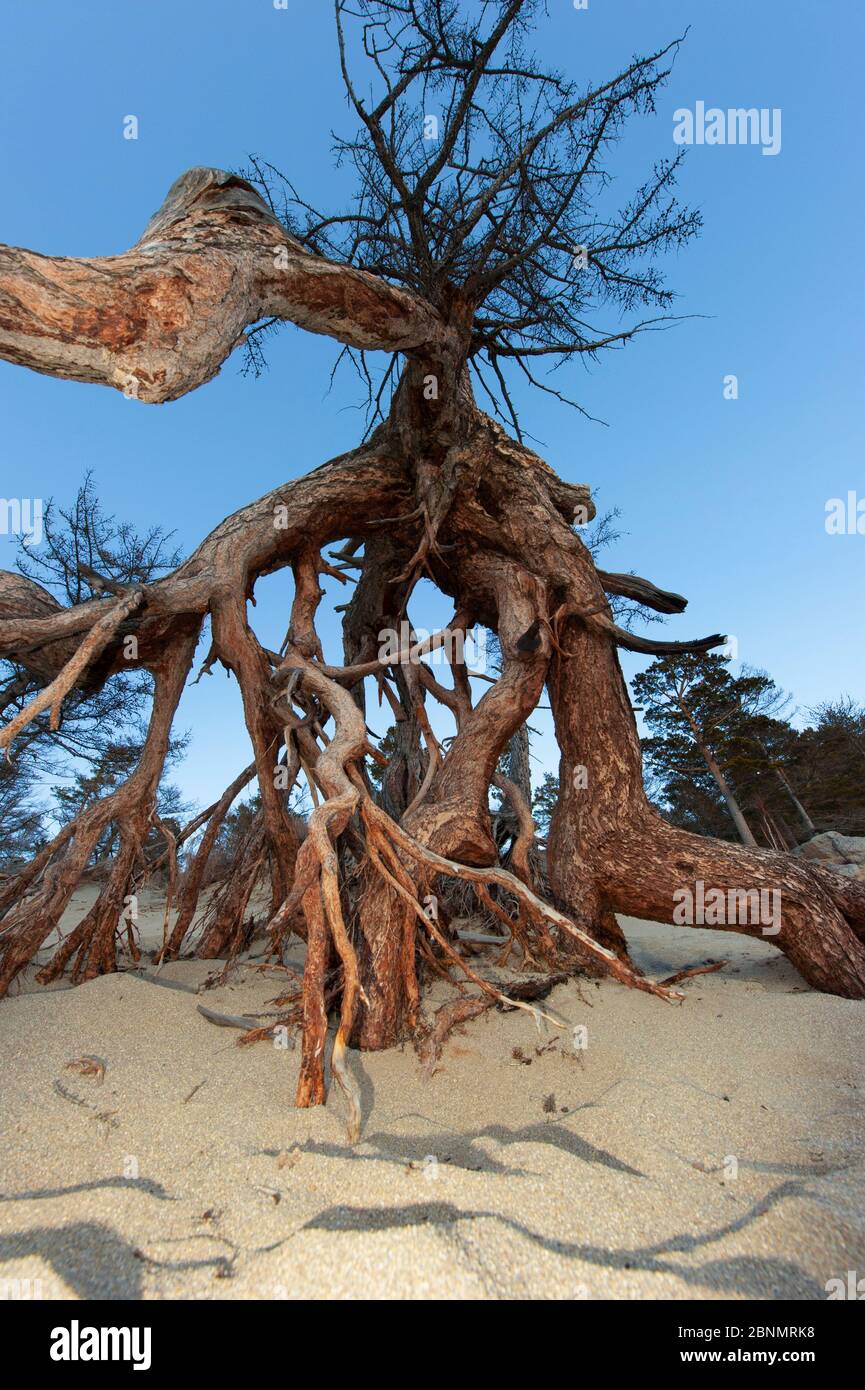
[795,832,865,881]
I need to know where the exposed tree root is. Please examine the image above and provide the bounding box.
[1,136,862,1142]
[0,632,198,996]
[418,971,571,1077]
[156,761,257,962]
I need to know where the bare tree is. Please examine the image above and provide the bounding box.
[634,654,763,848]
[2,3,864,1122]
[1,472,183,771]
[0,760,46,871]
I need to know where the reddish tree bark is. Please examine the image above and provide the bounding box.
[0,9,861,1115]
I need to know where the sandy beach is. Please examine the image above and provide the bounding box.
[1,892,863,1302]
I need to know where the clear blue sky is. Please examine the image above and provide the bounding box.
[1,0,862,811]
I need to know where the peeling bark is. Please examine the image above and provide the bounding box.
[0,169,444,403]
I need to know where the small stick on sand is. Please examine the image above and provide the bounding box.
[659,959,729,988]
[196,1003,262,1030]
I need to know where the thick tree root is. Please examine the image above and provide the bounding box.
[156,761,256,961]
[0,636,197,996]
[546,614,865,1000]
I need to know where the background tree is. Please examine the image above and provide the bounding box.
[791,700,865,838]
[632,654,793,848]
[531,771,559,840]
[637,655,863,847]
[15,471,182,607]
[53,738,190,868]
[0,473,186,869]
[0,760,46,872]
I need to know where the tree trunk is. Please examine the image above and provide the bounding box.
[775,766,818,840]
[508,724,532,806]
[2,155,865,1136]
[547,616,865,999]
[677,697,759,848]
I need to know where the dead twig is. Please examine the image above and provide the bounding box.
[659,959,729,988]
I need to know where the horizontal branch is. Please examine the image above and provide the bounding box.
[546,593,723,662]
[597,570,687,615]
[273,612,469,688]
[0,442,409,683]
[612,628,727,656]
[0,168,445,402]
